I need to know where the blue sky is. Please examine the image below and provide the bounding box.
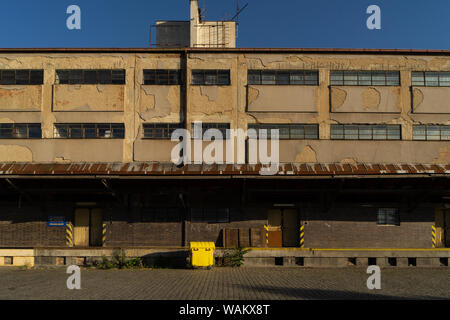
[1,0,449,49]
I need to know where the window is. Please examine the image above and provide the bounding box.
[377,208,400,226]
[248,70,318,85]
[413,125,450,141]
[54,123,125,139]
[191,208,230,223]
[143,70,181,85]
[143,123,183,139]
[330,71,400,86]
[331,124,401,140]
[412,71,450,87]
[191,123,230,140]
[0,70,43,85]
[191,70,230,85]
[248,124,319,139]
[0,123,42,138]
[56,70,125,84]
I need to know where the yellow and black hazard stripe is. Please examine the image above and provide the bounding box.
[432,225,436,248]
[66,222,73,247]
[299,225,305,248]
[264,225,269,246]
[102,223,107,245]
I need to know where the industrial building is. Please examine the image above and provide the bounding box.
[0,0,449,267]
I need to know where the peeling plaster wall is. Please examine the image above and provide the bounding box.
[0,52,448,165]
[247,85,317,112]
[0,140,123,162]
[0,144,32,162]
[53,85,124,111]
[331,86,401,113]
[135,140,231,163]
[0,86,41,111]
[187,54,237,127]
[258,140,450,164]
[412,87,450,114]
[138,85,180,122]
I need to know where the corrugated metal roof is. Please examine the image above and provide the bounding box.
[0,163,448,177]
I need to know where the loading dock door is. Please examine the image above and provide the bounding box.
[74,208,90,247]
[267,209,300,247]
[74,208,103,247]
[446,210,450,248]
[90,209,103,247]
[282,209,299,247]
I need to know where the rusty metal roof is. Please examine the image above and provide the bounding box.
[0,163,448,177]
[0,48,450,55]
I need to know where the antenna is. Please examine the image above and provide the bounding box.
[201,0,206,20]
[231,1,248,22]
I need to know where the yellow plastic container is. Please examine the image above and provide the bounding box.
[190,241,215,268]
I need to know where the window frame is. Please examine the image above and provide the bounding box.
[0,70,44,85]
[191,70,230,86]
[0,123,42,139]
[377,208,400,226]
[248,70,319,86]
[142,123,184,139]
[247,124,319,140]
[330,70,400,86]
[330,124,401,140]
[143,69,182,85]
[412,71,450,87]
[54,123,125,139]
[191,123,231,140]
[55,69,126,85]
[412,124,450,141]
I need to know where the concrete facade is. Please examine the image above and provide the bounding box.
[0,48,448,266]
[0,50,448,164]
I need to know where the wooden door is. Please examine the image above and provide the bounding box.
[282,209,299,247]
[267,209,282,247]
[74,208,89,247]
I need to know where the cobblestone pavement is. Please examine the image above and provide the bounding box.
[0,267,449,300]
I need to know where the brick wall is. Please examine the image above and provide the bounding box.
[303,205,434,248]
[0,202,437,249]
[0,205,67,247]
[187,208,267,246]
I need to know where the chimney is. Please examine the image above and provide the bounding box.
[190,0,201,24]
[190,0,201,47]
